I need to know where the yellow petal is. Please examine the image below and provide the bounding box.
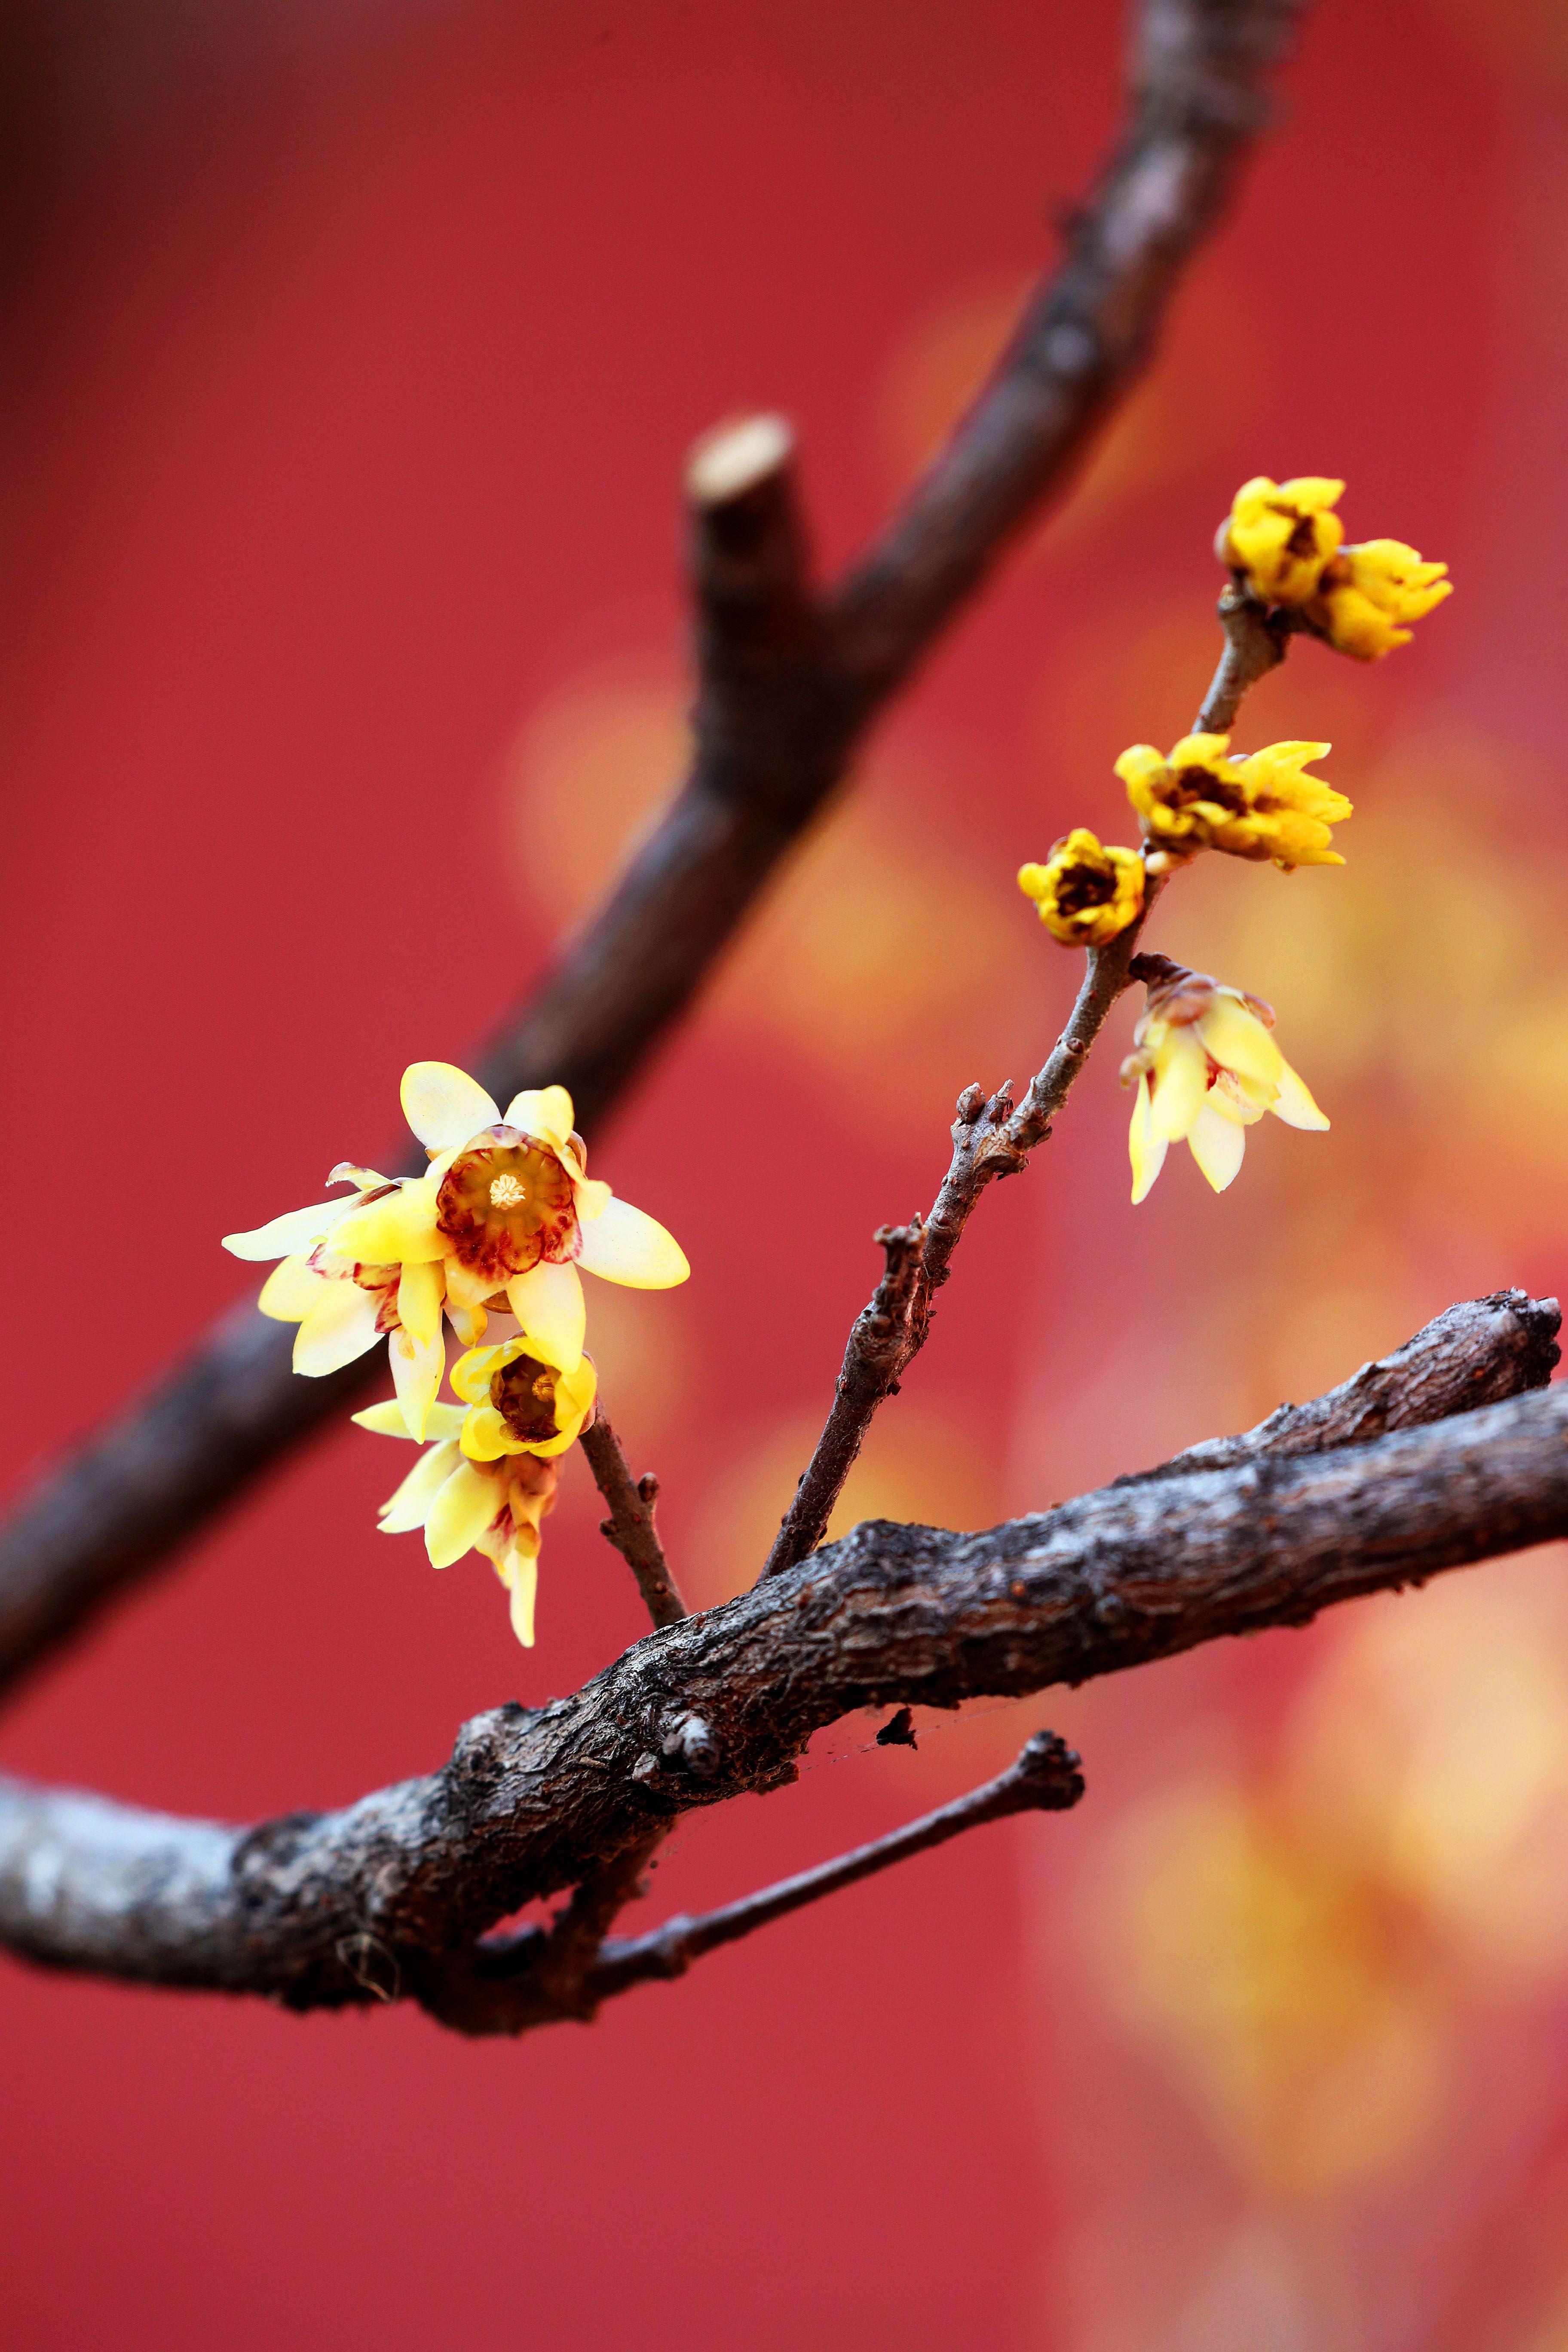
[1129,1075,1168,1206]
[506,1260,587,1371]
[460,1404,517,1462]
[1196,994,1283,1090]
[401,1062,500,1153]
[450,1344,499,1403]
[507,1553,539,1648]
[503,1085,575,1145]
[557,1356,599,1424]
[379,1439,462,1532]
[424,1458,502,1568]
[396,1259,444,1348]
[573,1176,613,1222]
[574,1197,689,1289]
[390,1320,445,1442]
[1270,1059,1330,1130]
[257,1255,323,1322]
[223,1197,355,1262]
[1148,1026,1208,1142]
[353,1400,466,1440]
[1187,1102,1247,1191]
[326,1163,389,1191]
[328,1178,445,1266]
[291,1281,383,1376]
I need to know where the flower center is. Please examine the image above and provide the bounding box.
[490,1351,560,1446]
[437,1125,577,1285]
[1055,861,1114,915]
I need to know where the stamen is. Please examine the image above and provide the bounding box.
[489,1173,527,1209]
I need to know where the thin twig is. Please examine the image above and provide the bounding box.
[1,1299,1559,2022]
[0,0,1302,1704]
[578,1412,687,1629]
[1192,579,1305,732]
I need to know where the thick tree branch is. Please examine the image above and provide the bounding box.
[578,1412,687,1629]
[0,0,1301,1703]
[2,1302,1558,2022]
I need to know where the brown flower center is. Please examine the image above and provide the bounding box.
[1054,861,1115,916]
[436,1125,577,1285]
[1170,762,1246,815]
[490,1350,561,1446]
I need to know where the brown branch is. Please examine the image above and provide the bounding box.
[1192,579,1305,732]
[1,1294,1556,2025]
[578,1411,687,1629]
[0,0,1301,1703]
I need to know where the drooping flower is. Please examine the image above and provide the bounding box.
[226,1168,446,1436]
[1221,475,1345,605]
[352,1398,563,1647]
[1018,829,1145,947]
[1116,732,1350,871]
[1308,539,1452,660]
[1121,956,1328,1204]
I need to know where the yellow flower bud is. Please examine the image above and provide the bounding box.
[1308,538,1453,660]
[1115,732,1350,872]
[1017,828,1144,946]
[1222,475,1345,605]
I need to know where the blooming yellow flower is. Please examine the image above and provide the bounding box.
[1121,957,1328,1204]
[1018,829,1145,946]
[1308,539,1453,660]
[352,1397,564,1647]
[225,1168,447,1437]
[226,1064,688,1389]
[447,1335,598,1461]
[1115,732,1350,871]
[1221,475,1345,605]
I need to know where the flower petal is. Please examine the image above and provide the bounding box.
[1147,1027,1209,1143]
[506,1260,587,1371]
[223,1198,355,1262]
[507,1553,539,1648]
[1129,1075,1168,1206]
[327,1164,389,1191]
[396,1259,444,1348]
[425,1458,503,1568]
[292,1281,383,1376]
[503,1086,575,1145]
[450,1344,503,1404]
[1196,995,1284,1090]
[379,1439,462,1532]
[574,1197,689,1289]
[390,1321,445,1442]
[257,1255,324,1322]
[353,1400,466,1440]
[328,1178,445,1265]
[1270,1059,1330,1130]
[401,1062,500,1154]
[1188,1102,1247,1192]
[460,1404,517,1462]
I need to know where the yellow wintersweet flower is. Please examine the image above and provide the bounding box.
[1308,539,1453,660]
[1121,957,1328,1204]
[1221,475,1345,605]
[446,1335,598,1461]
[225,1168,446,1437]
[353,1399,564,1647]
[1116,732,1350,871]
[1018,829,1144,947]
[229,1063,688,1386]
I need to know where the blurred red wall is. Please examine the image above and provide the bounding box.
[3,1,1568,2345]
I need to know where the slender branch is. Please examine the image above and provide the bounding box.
[2,1299,1559,2022]
[1192,579,1303,732]
[578,1412,687,1629]
[0,0,1302,1704]
[420,1730,1084,2035]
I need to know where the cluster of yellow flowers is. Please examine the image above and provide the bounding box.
[224,1067,687,1645]
[1017,475,1450,1202]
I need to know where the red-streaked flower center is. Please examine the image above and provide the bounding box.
[436,1125,577,1283]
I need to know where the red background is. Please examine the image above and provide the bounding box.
[4,1,1568,2344]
